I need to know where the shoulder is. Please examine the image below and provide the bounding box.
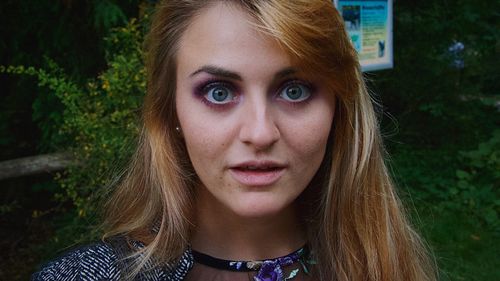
[31,237,195,281]
[31,240,121,281]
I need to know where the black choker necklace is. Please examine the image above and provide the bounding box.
[191,246,311,281]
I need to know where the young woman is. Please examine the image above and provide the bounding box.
[33,1,436,280]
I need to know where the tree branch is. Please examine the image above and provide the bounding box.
[0,152,74,181]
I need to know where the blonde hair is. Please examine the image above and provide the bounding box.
[103,1,437,280]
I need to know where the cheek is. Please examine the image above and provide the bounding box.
[177,108,231,181]
[183,121,220,165]
[282,105,334,164]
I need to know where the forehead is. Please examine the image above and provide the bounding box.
[176,2,292,78]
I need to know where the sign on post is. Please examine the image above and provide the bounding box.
[334,0,393,72]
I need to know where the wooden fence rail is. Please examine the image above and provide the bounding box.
[0,152,73,181]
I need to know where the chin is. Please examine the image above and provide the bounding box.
[228,198,293,219]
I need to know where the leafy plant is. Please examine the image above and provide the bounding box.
[453,130,500,231]
[1,18,145,219]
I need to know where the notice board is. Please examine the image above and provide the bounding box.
[334,0,393,71]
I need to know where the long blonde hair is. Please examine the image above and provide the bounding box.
[103,1,437,280]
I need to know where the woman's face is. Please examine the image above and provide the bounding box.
[175,2,335,218]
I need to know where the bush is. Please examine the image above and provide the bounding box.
[1,18,145,221]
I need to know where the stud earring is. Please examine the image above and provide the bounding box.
[175,126,182,133]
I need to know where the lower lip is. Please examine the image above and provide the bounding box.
[229,168,285,187]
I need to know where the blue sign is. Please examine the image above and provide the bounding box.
[334,0,393,72]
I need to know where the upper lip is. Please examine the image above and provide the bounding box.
[229,160,287,170]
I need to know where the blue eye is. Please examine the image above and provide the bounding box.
[279,82,312,102]
[204,84,235,104]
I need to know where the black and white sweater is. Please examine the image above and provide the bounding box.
[31,238,194,281]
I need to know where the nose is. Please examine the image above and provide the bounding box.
[238,97,280,150]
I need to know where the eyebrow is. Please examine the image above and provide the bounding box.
[189,65,298,81]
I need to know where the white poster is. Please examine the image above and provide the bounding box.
[334,0,393,72]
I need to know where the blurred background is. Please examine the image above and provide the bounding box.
[0,0,498,280]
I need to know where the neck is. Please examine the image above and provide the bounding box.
[191,189,306,261]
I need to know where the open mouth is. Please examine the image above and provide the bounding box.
[232,166,283,172]
[229,163,286,186]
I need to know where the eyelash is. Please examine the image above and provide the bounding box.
[276,80,315,104]
[194,79,239,110]
[194,78,315,109]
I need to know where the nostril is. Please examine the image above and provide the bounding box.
[238,117,280,149]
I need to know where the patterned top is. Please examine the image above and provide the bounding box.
[31,238,194,281]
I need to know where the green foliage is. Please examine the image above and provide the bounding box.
[0,200,21,216]
[1,19,145,218]
[92,0,128,32]
[0,0,142,155]
[376,0,498,147]
[377,0,499,236]
[373,1,499,278]
[391,130,499,233]
[418,209,500,281]
[453,130,500,231]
